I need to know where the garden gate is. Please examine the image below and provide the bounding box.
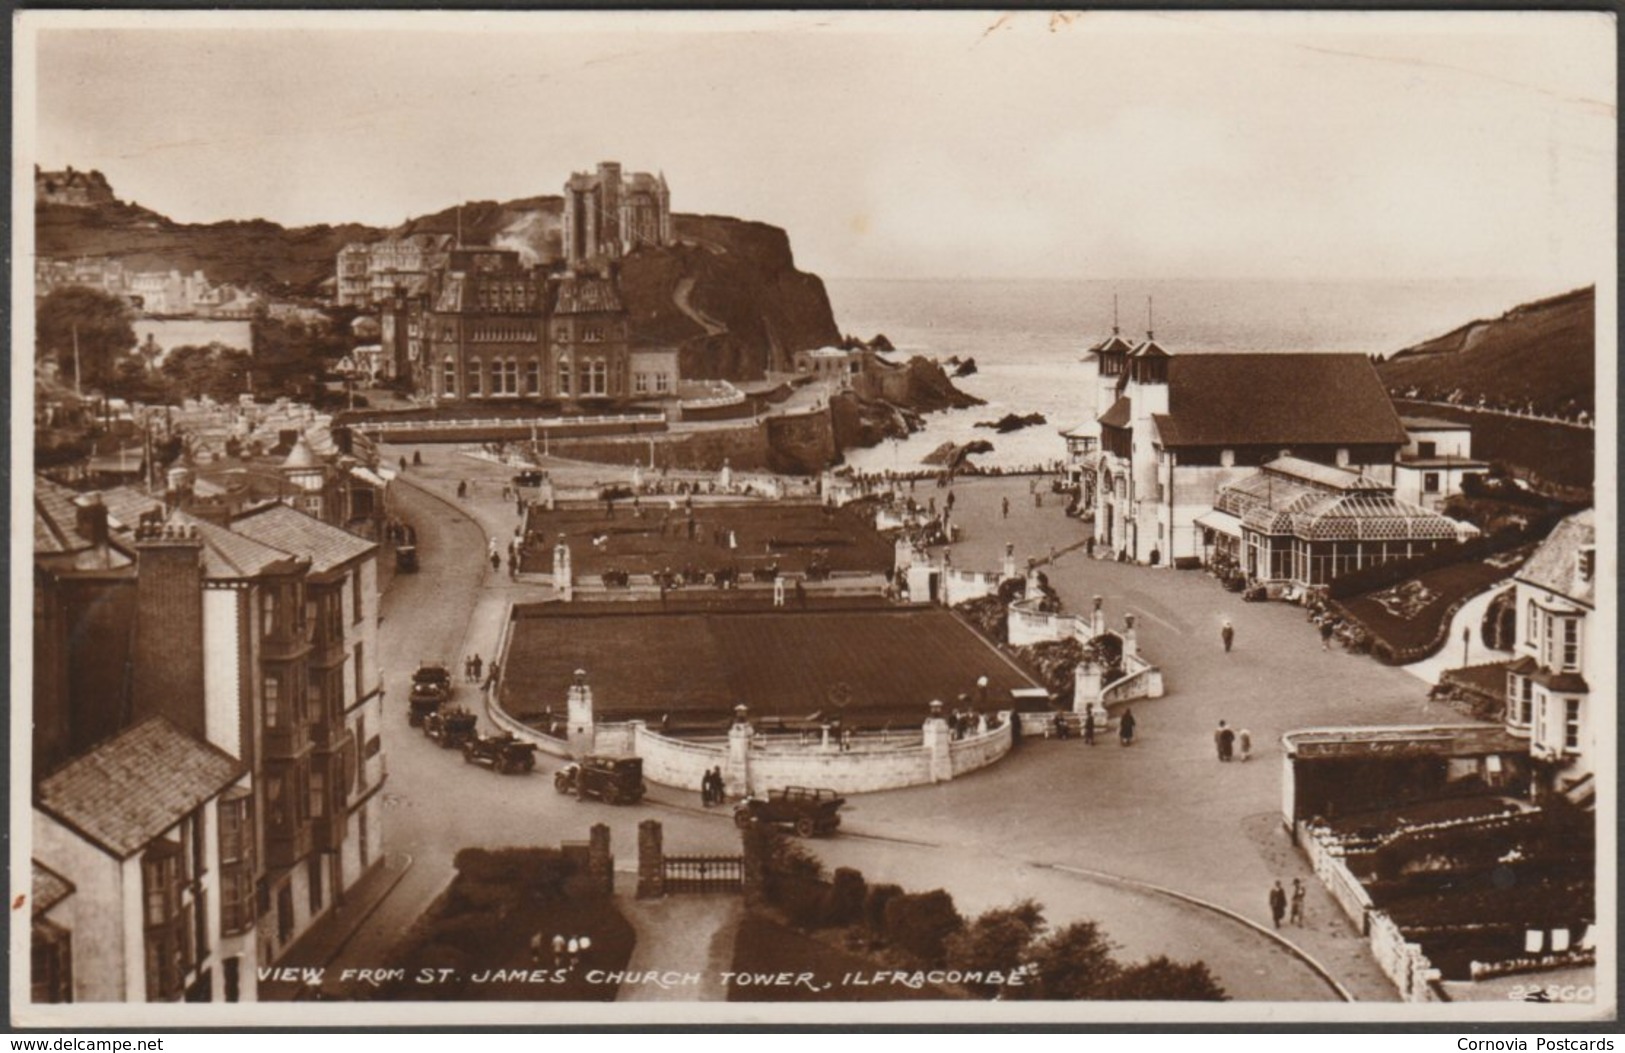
[662,854,744,893]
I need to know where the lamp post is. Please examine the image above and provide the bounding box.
[1463,625,1471,669]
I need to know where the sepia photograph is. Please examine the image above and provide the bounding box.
[10,9,1616,1028]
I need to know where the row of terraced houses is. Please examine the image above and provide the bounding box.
[31,467,385,1004]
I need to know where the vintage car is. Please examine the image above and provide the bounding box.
[423,706,478,749]
[553,755,646,805]
[395,543,419,573]
[461,731,538,775]
[408,662,454,726]
[733,786,845,837]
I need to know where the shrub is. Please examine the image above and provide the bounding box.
[1030,921,1118,999]
[779,874,835,930]
[944,900,1046,998]
[1098,956,1227,1001]
[864,883,905,935]
[882,889,964,965]
[829,867,868,926]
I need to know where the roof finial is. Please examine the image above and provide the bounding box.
[1146,295,1155,341]
[1112,293,1120,335]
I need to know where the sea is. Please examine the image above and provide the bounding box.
[823,277,1557,473]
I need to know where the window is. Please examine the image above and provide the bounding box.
[352,570,364,625]
[557,358,572,398]
[355,716,367,792]
[1561,617,1580,671]
[308,856,324,916]
[489,358,502,394]
[142,843,191,1001]
[1565,698,1581,750]
[359,809,370,869]
[525,359,541,396]
[263,676,283,728]
[1518,676,1533,725]
[354,643,365,702]
[1423,472,1441,494]
[585,326,604,343]
[260,591,277,637]
[310,766,326,820]
[442,357,457,396]
[634,372,649,394]
[1418,441,1437,458]
[502,358,519,394]
[467,358,483,398]
[655,373,671,394]
[218,791,255,936]
[1525,600,1537,644]
[586,360,608,395]
[31,921,72,1003]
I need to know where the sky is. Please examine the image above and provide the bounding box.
[18,10,1617,284]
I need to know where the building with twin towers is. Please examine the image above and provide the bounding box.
[561,162,672,268]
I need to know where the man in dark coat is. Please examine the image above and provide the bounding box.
[1118,707,1136,746]
[1215,720,1235,762]
[1083,708,1096,746]
[1269,880,1288,928]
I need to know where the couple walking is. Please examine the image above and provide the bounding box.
[1214,720,1251,762]
[700,766,726,807]
[1269,878,1307,928]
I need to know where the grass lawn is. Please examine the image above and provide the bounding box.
[1340,558,1516,653]
[502,604,1039,726]
[519,501,893,577]
[727,914,949,1002]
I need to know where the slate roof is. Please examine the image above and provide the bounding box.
[1141,354,1407,449]
[230,502,376,576]
[100,488,304,579]
[1099,396,1132,430]
[36,718,244,859]
[1086,331,1135,356]
[31,861,75,919]
[35,481,134,570]
[1516,509,1595,608]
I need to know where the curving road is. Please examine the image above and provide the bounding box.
[318,455,1369,1003]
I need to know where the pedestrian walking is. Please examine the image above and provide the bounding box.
[1215,720,1235,762]
[1086,536,1095,558]
[464,655,475,682]
[471,653,483,682]
[413,450,423,467]
[490,551,501,573]
[457,480,468,500]
[1001,496,1010,519]
[485,662,500,689]
[1118,707,1136,746]
[1083,707,1096,745]
[1290,878,1306,926]
[1221,618,1235,653]
[1269,880,1288,929]
[1237,728,1253,762]
[399,456,408,472]
[1320,619,1335,651]
[700,769,714,807]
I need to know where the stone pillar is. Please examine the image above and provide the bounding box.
[636,819,664,899]
[724,705,753,798]
[567,669,596,760]
[720,458,733,491]
[1001,542,1017,583]
[923,700,953,783]
[1122,614,1139,661]
[588,823,614,895]
[1091,595,1106,638]
[773,575,786,608]
[1074,659,1103,713]
[1026,562,1042,598]
[554,537,573,600]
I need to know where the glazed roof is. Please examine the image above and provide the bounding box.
[36,718,244,860]
[1516,509,1595,607]
[553,276,625,315]
[1217,459,1463,542]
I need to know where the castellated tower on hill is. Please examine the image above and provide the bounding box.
[562,161,672,268]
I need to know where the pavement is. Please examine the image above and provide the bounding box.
[615,894,743,1001]
[295,449,1474,1004]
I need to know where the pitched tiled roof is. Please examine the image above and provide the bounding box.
[36,718,244,859]
[1144,354,1407,449]
[553,277,624,315]
[31,861,75,918]
[1517,509,1595,607]
[100,488,303,579]
[230,502,375,575]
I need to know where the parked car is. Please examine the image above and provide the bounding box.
[396,543,419,572]
[553,755,646,805]
[409,662,453,726]
[734,786,845,837]
[461,731,538,775]
[423,706,478,749]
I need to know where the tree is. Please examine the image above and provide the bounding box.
[36,285,135,390]
[1030,920,1119,999]
[1098,956,1227,1001]
[161,343,252,402]
[944,900,1045,998]
[881,889,964,965]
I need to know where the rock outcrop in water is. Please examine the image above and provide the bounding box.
[974,411,1046,433]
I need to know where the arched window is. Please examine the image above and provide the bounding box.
[489,358,502,395]
[525,359,542,396]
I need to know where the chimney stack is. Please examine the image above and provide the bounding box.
[73,492,109,548]
[131,520,207,740]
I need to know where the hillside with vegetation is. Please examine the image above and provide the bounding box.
[1378,286,1594,420]
[36,179,842,379]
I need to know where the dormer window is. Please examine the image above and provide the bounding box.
[1579,546,1594,583]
